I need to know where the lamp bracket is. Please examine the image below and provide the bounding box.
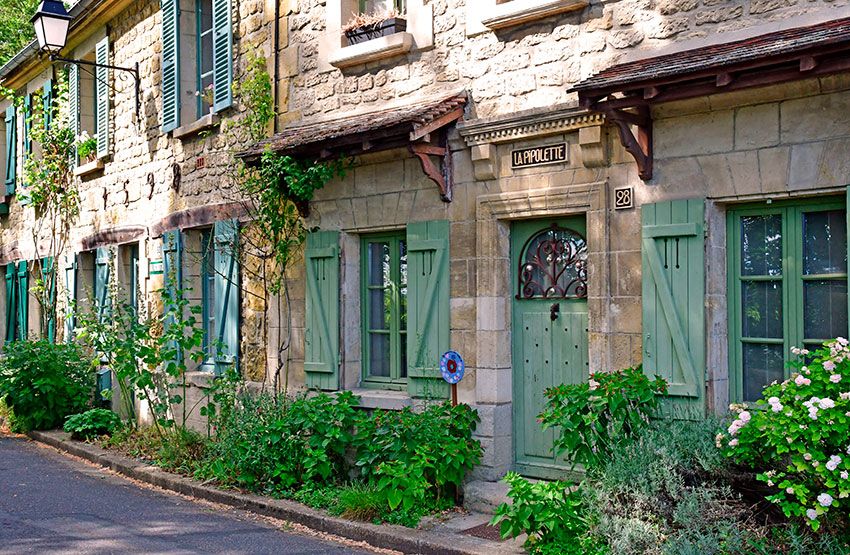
[49,55,140,122]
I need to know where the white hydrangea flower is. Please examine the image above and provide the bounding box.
[807,508,818,520]
[818,493,834,507]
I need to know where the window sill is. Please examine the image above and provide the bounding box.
[74,158,105,177]
[183,371,214,389]
[173,113,220,139]
[329,32,414,69]
[349,387,413,411]
[482,0,589,30]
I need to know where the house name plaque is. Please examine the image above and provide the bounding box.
[511,143,568,169]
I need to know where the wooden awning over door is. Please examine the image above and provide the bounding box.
[240,92,468,202]
[570,17,850,180]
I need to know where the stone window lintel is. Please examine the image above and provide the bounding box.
[467,0,588,36]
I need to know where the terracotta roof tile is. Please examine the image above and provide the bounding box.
[572,17,850,94]
[241,92,467,160]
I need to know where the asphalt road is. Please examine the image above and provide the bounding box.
[0,436,375,554]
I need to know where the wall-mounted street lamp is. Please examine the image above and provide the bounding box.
[31,0,141,120]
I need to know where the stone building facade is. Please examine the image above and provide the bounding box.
[2,0,850,482]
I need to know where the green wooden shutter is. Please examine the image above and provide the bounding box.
[95,247,112,322]
[64,254,77,342]
[5,105,15,195]
[406,220,450,399]
[68,64,79,163]
[43,79,53,130]
[211,0,233,112]
[41,257,55,342]
[304,230,339,390]
[5,264,15,343]
[95,37,110,159]
[16,261,27,341]
[213,219,240,375]
[22,95,31,156]
[161,0,180,132]
[642,198,705,420]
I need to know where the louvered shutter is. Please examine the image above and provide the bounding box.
[406,220,450,399]
[642,198,706,420]
[5,264,15,343]
[304,230,339,390]
[212,0,233,112]
[161,0,180,132]
[64,253,77,342]
[22,95,31,156]
[43,79,53,130]
[95,247,112,323]
[4,105,15,196]
[16,261,27,341]
[41,257,55,342]
[68,64,79,163]
[95,37,110,159]
[213,220,239,376]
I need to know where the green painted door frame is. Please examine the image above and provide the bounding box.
[511,217,589,479]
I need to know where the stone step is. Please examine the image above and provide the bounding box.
[463,480,510,515]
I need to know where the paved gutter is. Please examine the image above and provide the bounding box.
[29,430,523,555]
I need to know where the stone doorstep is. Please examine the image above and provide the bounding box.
[462,480,511,515]
[28,430,524,555]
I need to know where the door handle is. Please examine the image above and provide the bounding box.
[550,303,560,321]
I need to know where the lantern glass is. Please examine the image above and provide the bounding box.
[31,1,71,53]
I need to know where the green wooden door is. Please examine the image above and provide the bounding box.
[511,217,589,479]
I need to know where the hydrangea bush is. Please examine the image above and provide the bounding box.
[720,339,850,532]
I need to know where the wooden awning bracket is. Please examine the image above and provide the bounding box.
[409,132,453,202]
[602,105,653,181]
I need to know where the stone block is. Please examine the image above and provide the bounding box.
[475,366,512,404]
[655,110,733,157]
[450,297,476,330]
[757,146,789,193]
[788,142,824,191]
[473,403,513,439]
[735,103,779,149]
[614,251,641,297]
[781,91,850,144]
[477,296,508,332]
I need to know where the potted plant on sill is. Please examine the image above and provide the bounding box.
[76,131,97,165]
[342,9,406,46]
[195,83,215,115]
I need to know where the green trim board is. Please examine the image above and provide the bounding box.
[727,196,848,404]
[360,232,408,390]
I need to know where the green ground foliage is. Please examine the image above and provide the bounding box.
[0,341,94,432]
[493,365,850,555]
[63,408,123,439]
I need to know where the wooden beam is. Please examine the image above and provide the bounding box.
[716,72,733,87]
[800,55,818,71]
[643,86,661,99]
[409,139,452,202]
[409,107,465,142]
[603,107,653,181]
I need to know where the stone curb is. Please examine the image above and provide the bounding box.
[28,430,522,555]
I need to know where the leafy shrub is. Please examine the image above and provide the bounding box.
[101,425,208,474]
[0,341,94,432]
[721,339,850,532]
[63,408,123,439]
[539,366,667,468]
[491,472,603,555]
[353,402,482,510]
[198,390,481,525]
[200,391,360,491]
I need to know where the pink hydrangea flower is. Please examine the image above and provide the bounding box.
[807,508,818,520]
[820,398,836,409]
[827,455,842,471]
[831,374,843,383]
[824,360,837,371]
[842,471,849,480]
[786,487,794,494]
[795,374,811,386]
[818,493,834,507]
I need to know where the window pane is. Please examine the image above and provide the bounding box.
[200,33,213,76]
[367,242,390,287]
[399,240,407,285]
[804,280,848,340]
[741,281,782,339]
[742,343,785,402]
[368,288,389,330]
[199,0,212,31]
[369,333,390,377]
[803,210,847,275]
[741,214,782,276]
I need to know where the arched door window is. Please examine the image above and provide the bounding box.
[516,224,588,299]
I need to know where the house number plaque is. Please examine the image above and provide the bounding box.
[511,143,568,169]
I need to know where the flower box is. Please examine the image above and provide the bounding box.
[344,17,407,45]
